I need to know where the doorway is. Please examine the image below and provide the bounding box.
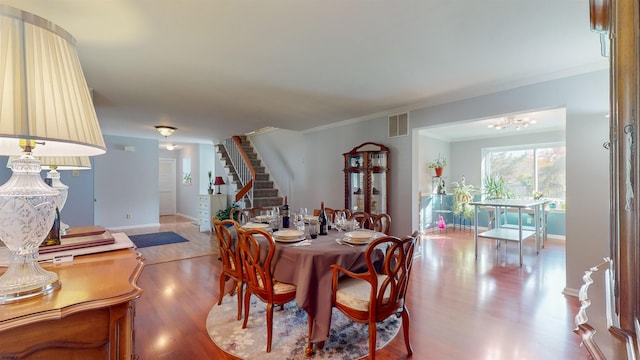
[159,158,177,215]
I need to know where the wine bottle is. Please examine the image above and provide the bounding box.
[282,196,290,228]
[319,201,328,235]
[43,207,61,246]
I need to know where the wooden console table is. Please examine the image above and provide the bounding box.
[0,248,143,359]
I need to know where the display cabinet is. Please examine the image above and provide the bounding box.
[343,142,390,215]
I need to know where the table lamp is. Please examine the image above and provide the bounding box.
[0,5,106,303]
[7,156,92,240]
[213,176,226,194]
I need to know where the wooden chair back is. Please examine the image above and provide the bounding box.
[330,231,418,359]
[213,219,243,320]
[236,227,297,352]
[372,213,392,235]
[230,207,250,224]
[349,211,374,230]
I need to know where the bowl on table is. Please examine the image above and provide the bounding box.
[272,229,305,242]
[344,230,374,245]
[242,222,270,230]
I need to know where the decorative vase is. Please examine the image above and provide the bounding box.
[435,167,443,177]
[208,189,214,194]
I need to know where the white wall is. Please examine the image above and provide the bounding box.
[94,135,160,228]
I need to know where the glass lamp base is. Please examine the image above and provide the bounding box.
[0,252,61,304]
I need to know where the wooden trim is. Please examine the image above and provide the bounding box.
[232,135,256,203]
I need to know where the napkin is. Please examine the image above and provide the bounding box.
[292,240,312,247]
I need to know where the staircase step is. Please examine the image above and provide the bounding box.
[253,197,283,207]
[254,188,279,198]
[253,180,274,189]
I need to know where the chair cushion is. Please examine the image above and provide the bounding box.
[335,274,390,312]
[273,281,296,295]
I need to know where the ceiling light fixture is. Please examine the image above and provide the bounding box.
[487,116,536,131]
[155,126,177,137]
[166,144,175,151]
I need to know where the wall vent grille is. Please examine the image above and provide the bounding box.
[388,112,409,137]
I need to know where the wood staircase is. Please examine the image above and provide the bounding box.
[215,136,283,208]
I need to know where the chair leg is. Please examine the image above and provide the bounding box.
[401,308,413,356]
[266,302,274,353]
[218,274,226,305]
[368,318,377,360]
[235,280,243,321]
[242,290,251,329]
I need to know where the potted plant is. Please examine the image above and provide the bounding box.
[427,154,447,177]
[482,175,513,200]
[450,179,477,221]
[216,203,240,221]
[208,170,214,194]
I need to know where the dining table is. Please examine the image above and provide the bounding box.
[237,223,383,351]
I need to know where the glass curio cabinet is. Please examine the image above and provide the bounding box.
[343,142,390,215]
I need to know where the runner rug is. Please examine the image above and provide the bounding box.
[206,295,400,359]
[128,231,189,248]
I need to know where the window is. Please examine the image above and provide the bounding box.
[482,142,566,206]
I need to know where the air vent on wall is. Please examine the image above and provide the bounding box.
[388,112,409,137]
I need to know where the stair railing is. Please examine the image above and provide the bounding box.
[224,136,255,206]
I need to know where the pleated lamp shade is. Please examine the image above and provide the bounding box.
[0,5,106,156]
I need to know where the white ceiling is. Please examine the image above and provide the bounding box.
[5,1,607,144]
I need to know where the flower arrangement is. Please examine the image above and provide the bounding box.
[208,170,213,193]
[427,154,447,169]
[532,190,544,200]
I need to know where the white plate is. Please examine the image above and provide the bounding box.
[273,229,304,240]
[345,231,373,244]
[242,222,270,229]
[342,237,371,245]
[274,235,306,243]
[254,215,269,223]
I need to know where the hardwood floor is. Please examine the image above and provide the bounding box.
[128,216,588,359]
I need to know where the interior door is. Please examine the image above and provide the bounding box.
[159,158,176,215]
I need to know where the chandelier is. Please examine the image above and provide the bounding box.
[487,116,536,130]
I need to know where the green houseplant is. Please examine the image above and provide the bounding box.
[216,203,240,221]
[427,154,447,177]
[482,175,513,200]
[450,180,477,221]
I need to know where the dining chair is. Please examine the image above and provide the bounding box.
[230,207,250,225]
[213,219,244,321]
[349,211,374,230]
[247,206,268,219]
[237,228,297,353]
[372,213,392,235]
[329,232,418,360]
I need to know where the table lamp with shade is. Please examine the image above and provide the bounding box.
[0,5,106,303]
[213,176,226,194]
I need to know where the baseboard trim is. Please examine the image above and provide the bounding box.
[108,222,161,231]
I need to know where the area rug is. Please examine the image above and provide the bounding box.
[129,231,189,248]
[207,295,400,359]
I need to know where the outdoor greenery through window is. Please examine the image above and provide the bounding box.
[482,142,566,208]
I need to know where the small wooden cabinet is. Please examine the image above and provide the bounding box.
[0,248,143,359]
[343,142,390,215]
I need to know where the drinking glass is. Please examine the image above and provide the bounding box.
[294,211,305,231]
[335,211,346,232]
[308,219,318,239]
